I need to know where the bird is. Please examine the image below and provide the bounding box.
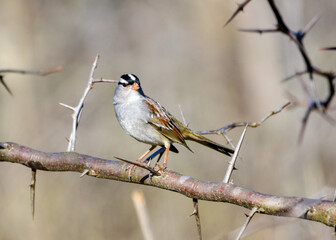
[113,73,234,168]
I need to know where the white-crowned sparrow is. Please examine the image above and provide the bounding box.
[113,73,233,167]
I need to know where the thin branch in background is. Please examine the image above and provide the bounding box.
[235,206,259,240]
[227,0,336,142]
[223,0,252,27]
[197,102,290,135]
[223,125,247,184]
[0,66,63,76]
[189,198,202,240]
[132,190,154,240]
[0,66,62,95]
[298,108,311,145]
[30,169,36,220]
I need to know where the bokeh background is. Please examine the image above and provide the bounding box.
[1,0,336,239]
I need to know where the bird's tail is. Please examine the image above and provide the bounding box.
[184,130,234,156]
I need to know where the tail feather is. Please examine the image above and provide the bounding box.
[184,131,234,156]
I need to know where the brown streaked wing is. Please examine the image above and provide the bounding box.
[144,97,186,145]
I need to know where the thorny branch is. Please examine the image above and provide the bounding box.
[226,0,336,142]
[1,142,336,228]
[0,66,63,96]
[197,102,290,135]
[59,55,117,152]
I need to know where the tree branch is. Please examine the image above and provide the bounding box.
[1,142,336,227]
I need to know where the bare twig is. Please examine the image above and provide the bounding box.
[223,125,247,183]
[189,198,202,240]
[91,78,118,84]
[30,169,36,220]
[0,66,63,76]
[60,56,117,152]
[1,142,335,227]
[0,66,62,95]
[132,190,154,240]
[60,55,99,152]
[236,206,259,240]
[197,102,290,135]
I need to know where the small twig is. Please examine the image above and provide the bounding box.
[235,207,259,240]
[114,156,160,176]
[92,78,118,84]
[132,190,154,240]
[223,125,247,183]
[223,0,252,27]
[0,66,62,96]
[30,169,37,220]
[178,104,188,126]
[60,55,100,152]
[0,66,63,76]
[189,198,202,240]
[197,102,290,135]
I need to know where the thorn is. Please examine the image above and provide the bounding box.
[115,156,161,176]
[80,169,90,178]
[0,76,13,96]
[189,209,197,217]
[59,102,75,111]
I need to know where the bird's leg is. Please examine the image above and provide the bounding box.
[128,145,156,180]
[144,146,165,166]
[162,145,170,169]
[137,145,156,163]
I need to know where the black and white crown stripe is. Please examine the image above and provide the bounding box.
[119,73,140,86]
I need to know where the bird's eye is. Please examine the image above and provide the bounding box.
[118,82,128,87]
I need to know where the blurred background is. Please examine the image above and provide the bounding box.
[0,0,336,239]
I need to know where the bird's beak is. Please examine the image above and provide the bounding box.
[131,82,139,91]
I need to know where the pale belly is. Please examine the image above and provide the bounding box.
[114,102,168,146]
